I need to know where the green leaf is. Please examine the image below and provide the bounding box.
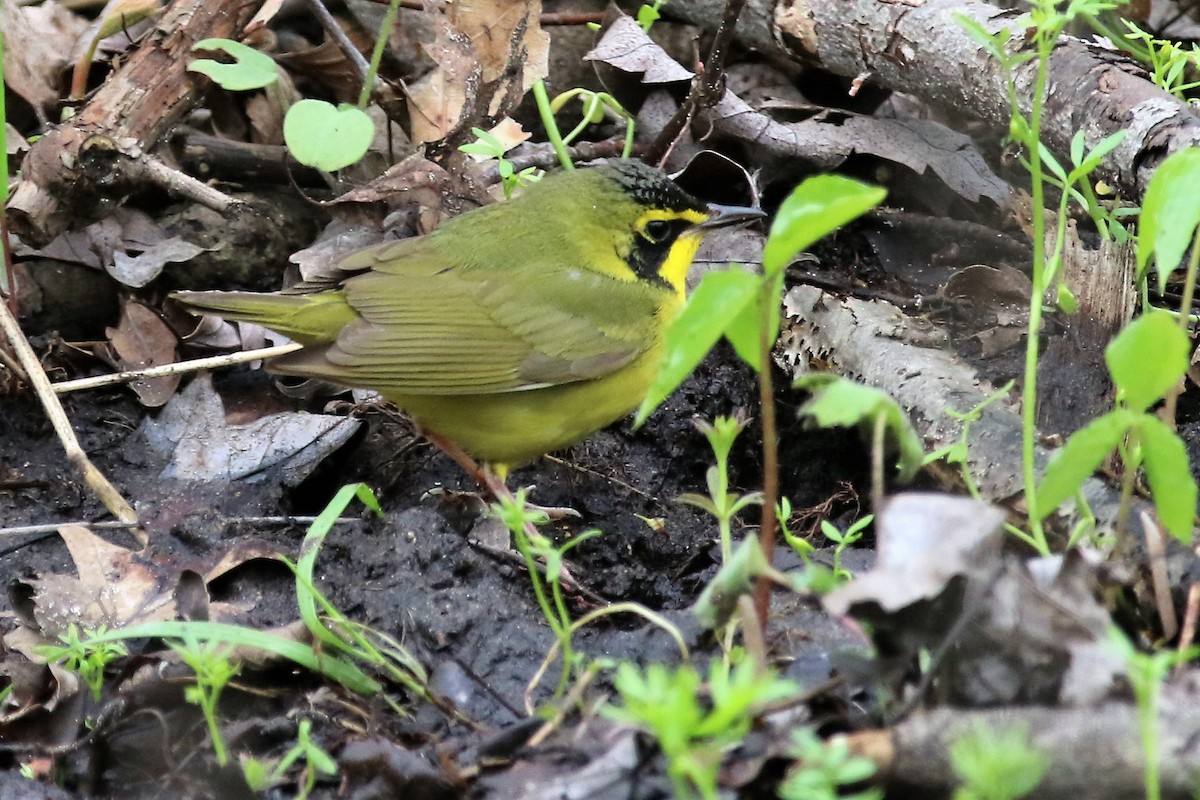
[1137,415,1197,543]
[762,176,886,276]
[634,268,759,425]
[189,38,279,91]
[283,99,374,172]
[1105,310,1189,412]
[794,375,925,482]
[1034,409,1134,519]
[1138,147,1200,290]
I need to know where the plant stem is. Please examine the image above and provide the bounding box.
[358,0,403,109]
[533,81,573,170]
[753,281,779,637]
[1163,225,1200,425]
[1020,33,1053,556]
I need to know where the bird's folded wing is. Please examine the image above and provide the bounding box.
[269,260,660,395]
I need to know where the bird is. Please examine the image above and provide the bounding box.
[172,159,763,485]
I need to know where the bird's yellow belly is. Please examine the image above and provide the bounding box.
[391,348,661,465]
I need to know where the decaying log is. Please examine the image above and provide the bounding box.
[7,0,263,247]
[667,0,1200,203]
[859,690,1200,799]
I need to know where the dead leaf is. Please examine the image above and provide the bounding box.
[141,374,360,485]
[585,14,694,84]
[14,208,207,287]
[406,0,549,144]
[0,3,87,119]
[103,300,180,407]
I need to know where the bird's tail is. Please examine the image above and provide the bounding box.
[171,290,356,346]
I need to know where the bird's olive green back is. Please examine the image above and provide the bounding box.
[271,164,695,395]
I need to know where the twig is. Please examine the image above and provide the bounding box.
[0,301,139,531]
[0,515,360,538]
[645,0,748,165]
[51,342,303,394]
[128,150,242,214]
[1141,510,1179,642]
[310,0,372,92]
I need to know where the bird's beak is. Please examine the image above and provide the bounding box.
[695,202,767,231]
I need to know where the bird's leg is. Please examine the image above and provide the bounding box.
[423,432,579,519]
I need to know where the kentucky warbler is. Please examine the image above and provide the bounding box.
[172,160,762,472]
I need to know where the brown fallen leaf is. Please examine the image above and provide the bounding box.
[103,299,180,408]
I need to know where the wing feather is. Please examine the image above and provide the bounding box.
[268,250,663,396]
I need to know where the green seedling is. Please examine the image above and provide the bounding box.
[494,490,600,699]
[458,127,543,198]
[37,624,128,702]
[638,1,669,31]
[677,415,763,562]
[778,728,881,800]
[241,719,337,800]
[605,658,798,800]
[779,497,814,561]
[1109,629,1200,800]
[638,174,884,627]
[819,514,873,585]
[1034,310,1197,543]
[949,721,1049,800]
[171,634,239,766]
[190,0,403,171]
[957,0,1125,553]
[1121,20,1200,97]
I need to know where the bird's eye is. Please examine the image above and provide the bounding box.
[643,220,671,243]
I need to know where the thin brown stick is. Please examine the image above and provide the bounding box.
[0,302,139,532]
[645,0,748,165]
[752,277,779,641]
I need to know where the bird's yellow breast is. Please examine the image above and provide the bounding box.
[393,293,683,465]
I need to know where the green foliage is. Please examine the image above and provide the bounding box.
[189,38,279,91]
[241,719,337,800]
[1123,20,1200,97]
[1138,147,1200,293]
[637,1,668,31]
[37,624,128,702]
[958,0,1125,552]
[458,127,543,198]
[819,514,873,585]
[949,721,1049,800]
[171,634,240,765]
[794,374,925,483]
[283,100,375,172]
[606,658,798,800]
[494,490,601,697]
[677,415,763,561]
[637,175,885,423]
[1108,629,1200,800]
[778,729,881,800]
[1035,311,1197,542]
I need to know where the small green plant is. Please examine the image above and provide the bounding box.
[458,127,543,198]
[532,82,636,170]
[1122,20,1200,98]
[606,658,798,800]
[957,0,1125,553]
[241,718,337,800]
[1109,629,1200,800]
[778,728,881,800]
[677,415,763,562]
[638,174,885,626]
[171,634,240,766]
[637,0,669,31]
[189,0,404,172]
[949,720,1049,800]
[1034,309,1196,543]
[37,624,128,702]
[819,514,873,584]
[494,490,600,698]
